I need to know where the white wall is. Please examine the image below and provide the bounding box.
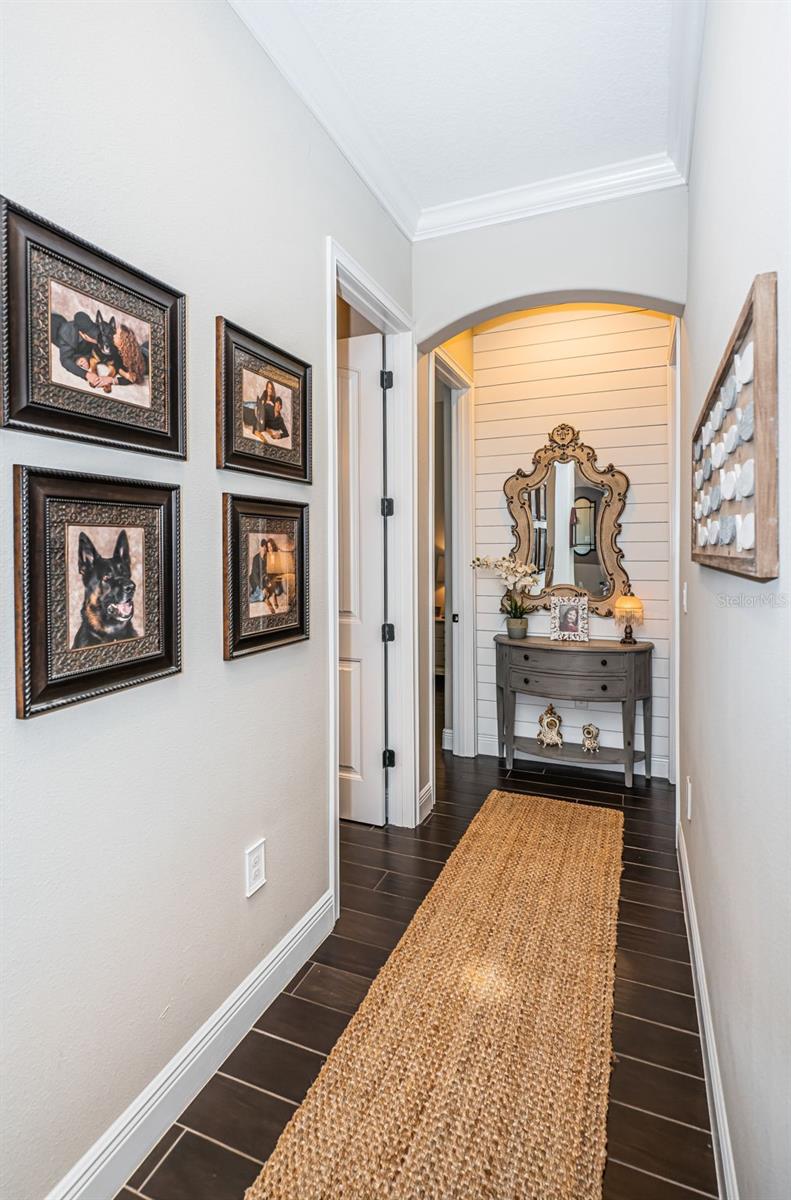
[413,188,688,348]
[473,306,673,775]
[0,3,410,1197]
[680,2,791,1196]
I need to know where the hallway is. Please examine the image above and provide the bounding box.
[115,753,716,1200]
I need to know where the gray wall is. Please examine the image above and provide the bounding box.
[0,3,410,1196]
[680,2,791,1195]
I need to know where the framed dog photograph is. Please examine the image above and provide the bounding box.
[1,197,186,457]
[14,466,182,718]
[216,317,312,482]
[549,594,590,642]
[222,493,309,659]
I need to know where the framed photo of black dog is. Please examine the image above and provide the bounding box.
[222,493,309,660]
[215,317,312,482]
[14,466,182,718]
[1,197,186,457]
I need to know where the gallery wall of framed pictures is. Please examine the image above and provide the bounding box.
[1,196,313,718]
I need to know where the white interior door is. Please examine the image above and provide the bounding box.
[338,334,386,825]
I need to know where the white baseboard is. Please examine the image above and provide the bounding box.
[46,890,335,1200]
[677,825,739,1200]
[418,782,433,822]
[441,728,453,751]
[476,733,670,781]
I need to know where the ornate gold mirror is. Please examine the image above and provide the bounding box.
[503,424,631,616]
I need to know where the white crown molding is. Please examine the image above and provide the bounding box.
[228,0,419,239]
[413,153,684,241]
[667,0,707,181]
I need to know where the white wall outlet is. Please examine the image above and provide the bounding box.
[244,838,266,897]
[686,776,692,821]
[682,581,688,614]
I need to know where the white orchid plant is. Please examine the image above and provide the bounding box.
[471,554,540,620]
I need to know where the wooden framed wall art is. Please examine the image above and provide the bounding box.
[691,272,778,579]
[222,493,309,659]
[14,466,182,718]
[216,317,312,482]
[1,197,186,457]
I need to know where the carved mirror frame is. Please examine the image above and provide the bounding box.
[503,423,631,616]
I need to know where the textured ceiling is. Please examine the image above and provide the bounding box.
[283,0,671,208]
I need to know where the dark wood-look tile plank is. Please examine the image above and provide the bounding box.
[221,1031,323,1105]
[311,933,389,980]
[619,900,688,937]
[254,992,351,1055]
[622,830,677,854]
[341,881,421,923]
[376,871,434,902]
[622,847,679,871]
[607,1103,718,1196]
[281,961,313,994]
[128,1125,183,1189]
[613,1012,704,1077]
[610,1055,711,1131]
[604,1158,715,1199]
[617,949,694,996]
[334,907,408,951]
[143,1130,261,1200]
[339,838,445,880]
[387,821,460,848]
[340,822,450,863]
[622,863,681,890]
[339,859,387,889]
[620,880,684,913]
[614,977,699,1034]
[617,923,691,964]
[178,1073,294,1165]
[293,963,370,1014]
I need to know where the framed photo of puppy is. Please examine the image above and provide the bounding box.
[1,197,186,457]
[13,466,182,718]
[215,317,312,482]
[222,493,309,659]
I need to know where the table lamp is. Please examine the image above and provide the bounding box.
[614,589,644,645]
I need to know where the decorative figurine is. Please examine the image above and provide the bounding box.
[582,723,601,754]
[537,704,563,748]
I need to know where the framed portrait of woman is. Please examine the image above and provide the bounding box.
[222,493,309,659]
[215,317,312,482]
[1,197,186,457]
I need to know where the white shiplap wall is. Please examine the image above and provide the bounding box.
[473,305,674,778]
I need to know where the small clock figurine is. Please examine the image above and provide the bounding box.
[582,723,601,754]
[537,704,563,748]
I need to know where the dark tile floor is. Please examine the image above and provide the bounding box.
[117,749,718,1200]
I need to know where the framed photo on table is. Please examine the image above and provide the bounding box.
[222,493,309,660]
[550,594,590,642]
[215,317,312,482]
[14,466,182,718]
[1,197,186,457]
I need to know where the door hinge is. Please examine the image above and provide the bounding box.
[380,369,393,390]
[380,497,394,517]
[382,748,396,768]
[381,623,395,642]
[451,613,459,623]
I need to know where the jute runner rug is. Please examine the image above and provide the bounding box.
[246,790,623,1200]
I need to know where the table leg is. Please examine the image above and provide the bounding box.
[504,687,516,770]
[622,698,636,789]
[643,695,653,780]
[496,682,505,759]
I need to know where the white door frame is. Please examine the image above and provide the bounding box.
[326,238,418,918]
[668,319,682,799]
[425,347,477,804]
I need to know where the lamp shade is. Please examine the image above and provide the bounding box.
[614,593,644,626]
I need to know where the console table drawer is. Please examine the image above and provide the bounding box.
[508,667,627,701]
[508,647,627,676]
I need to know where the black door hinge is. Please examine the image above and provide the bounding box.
[380,369,393,390]
[382,748,396,768]
[451,613,460,623]
[381,623,395,642]
[380,497,395,517]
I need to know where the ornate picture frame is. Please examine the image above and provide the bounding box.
[550,594,590,642]
[222,493,309,659]
[215,317,312,482]
[1,197,186,457]
[14,466,182,718]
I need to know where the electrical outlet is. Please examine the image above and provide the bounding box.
[682,581,688,614]
[686,776,692,821]
[245,838,266,897]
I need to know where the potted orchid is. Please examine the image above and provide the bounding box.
[471,554,540,639]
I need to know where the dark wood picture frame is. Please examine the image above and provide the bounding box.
[14,465,182,718]
[215,316,312,482]
[222,493,309,660]
[691,272,778,580]
[1,197,187,457]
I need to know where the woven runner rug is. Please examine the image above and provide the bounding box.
[246,790,623,1200]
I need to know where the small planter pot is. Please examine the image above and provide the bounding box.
[506,617,528,639]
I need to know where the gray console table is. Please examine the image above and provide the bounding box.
[495,634,653,786]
